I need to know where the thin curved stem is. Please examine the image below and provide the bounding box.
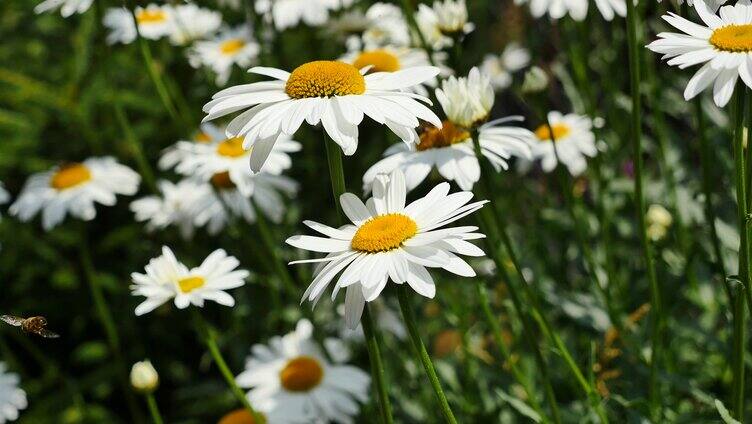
[145,394,165,424]
[396,285,457,424]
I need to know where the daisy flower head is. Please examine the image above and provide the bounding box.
[361,3,411,49]
[158,123,226,171]
[436,67,494,129]
[480,43,531,91]
[0,362,27,424]
[130,179,212,239]
[9,157,140,230]
[236,319,370,423]
[169,3,222,46]
[415,4,454,50]
[530,111,598,176]
[103,4,173,45]
[202,61,442,172]
[646,0,752,107]
[171,132,300,195]
[287,169,487,328]
[189,26,261,86]
[34,0,93,17]
[429,0,475,36]
[130,246,249,316]
[363,117,534,191]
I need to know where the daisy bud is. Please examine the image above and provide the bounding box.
[521,66,548,94]
[436,67,494,129]
[130,360,159,393]
[433,0,470,35]
[646,204,672,242]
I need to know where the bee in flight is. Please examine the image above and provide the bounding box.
[1,315,60,338]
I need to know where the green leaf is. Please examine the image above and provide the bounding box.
[495,389,542,423]
[715,399,741,424]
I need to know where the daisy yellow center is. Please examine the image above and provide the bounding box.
[195,132,212,143]
[220,39,245,55]
[352,50,401,73]
[211,171,236,190]
[50,163,92,190]
[534,123,570,142]
[285,61,366,99]
[351,213,418,253]
[219,409,267,424]
[216,137,246,157]
[710,24,752,52]
[177,276,205,293]
[416,121,470,151]
[136,9,167,24]
[279,356,324,392]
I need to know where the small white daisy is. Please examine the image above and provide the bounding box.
[0,363,27,424]
[436,67,494,129]
[361,3,411,49]
[158,123,226,171]
[9,157,140,230]
[646,0,752,107]
[255,0,351,30]
[287,169,487,328]
[480,43,531,91]
[415,4,454,50]
[130,179,211,239]
[529,111,598,176]
[131,246,249,316]
[363,117,534,191]
[427,0,475,36]
[202,61,442,172]
[103,4,174,45]
[169,3,222,46]
[236,319,370,424]
[189,26,261,86]
[34,0,93,17]
[170,133,300,195]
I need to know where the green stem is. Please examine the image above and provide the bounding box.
[114,103,157,193]
[323,133,394,424]
[145,394,165,424]
[625,0,662,418]
[396,285,457,424]
[731,89,748,422]
[193,311,262,422]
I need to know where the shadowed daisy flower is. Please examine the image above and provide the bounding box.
[480,43,531,91]
[158,123,226,171]
[646,0,752,107]
[0,362,27,424]
[203,61,442,172]
[236,319,370,423]
[131,246,249,316]
[529,111,598,176]
[103,4,174,45]
[34,0,92,17]
[189,26,261,86]
[9,157,140,230]
[130,179,211,239]
[169,3,222,46]
[170,132,300,195]
[287,169,487,328]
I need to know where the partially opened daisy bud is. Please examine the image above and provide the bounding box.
[236,319,370,423]
[202,60,442,172]
[9,157,140,230]
[436,67,494,129]
[130,360,159,393]
[130,246,249,316]
[430,0,474,35]
[529,111,598,176]
[521,66,549,94]
[287,169,488,328]
[646,0,752,107]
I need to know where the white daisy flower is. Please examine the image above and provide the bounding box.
[361,3,411,49]
[158,123,226,171]
[363,117,534,191]
[199,171,298,232]
[34,0,93,17]
[529,111,598,176]
[0,363,27,424]
[170,133,300,195]
[188,26,261,86]
[202,61,442,172]
[415,4,454,50]
[236,319,370,424]
[169,3,222,46]
[287,169,487,328]
[9,157,140,230]
[646,0,752,107]
[480,43,531,91]
[130,179,211,239]
[436,67,494,129]
[103,4,174,45]
[130,246,249,316]
[255,0,350,30]
[0,182,9,220]
[428,0,475,36]
[517,0,625,21]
